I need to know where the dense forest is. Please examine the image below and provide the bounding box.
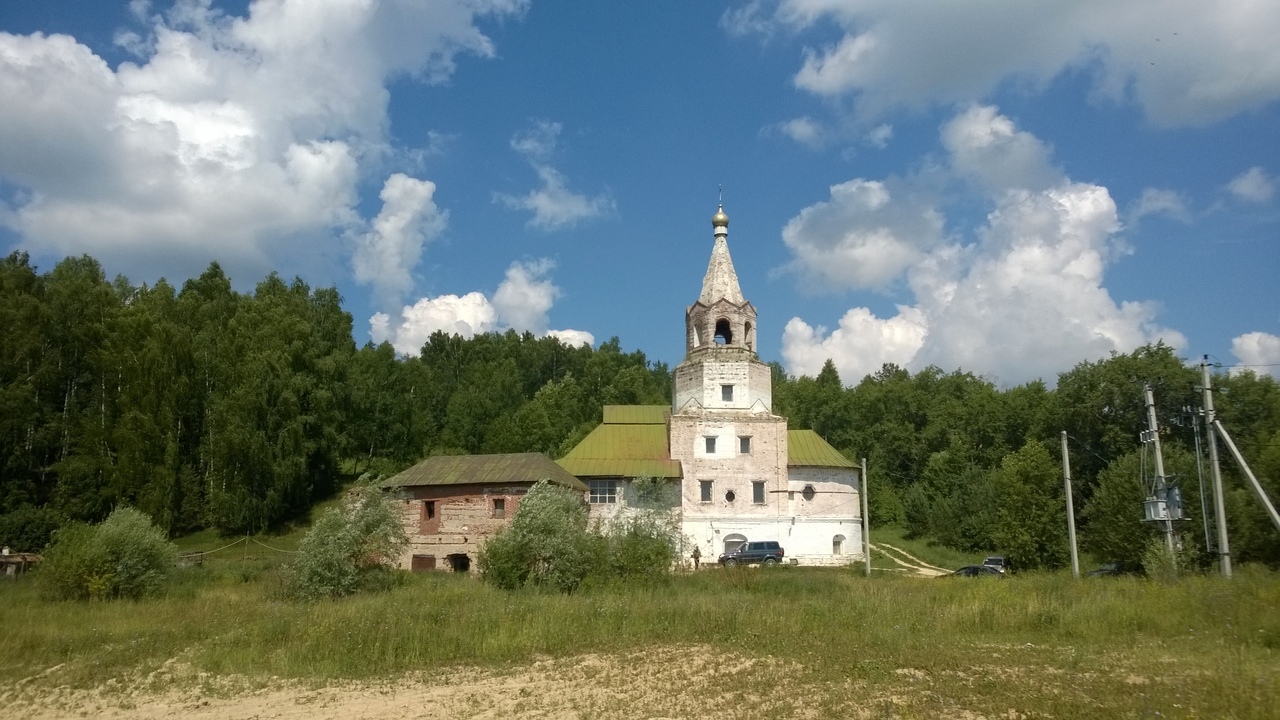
[3,251,1279,569]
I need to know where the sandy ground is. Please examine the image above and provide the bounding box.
[2,646,889,720]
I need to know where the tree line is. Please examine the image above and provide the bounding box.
[3,250,1278,570]
[772,347,1280,569]
[0,252,668,546]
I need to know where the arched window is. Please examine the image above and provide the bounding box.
[833,535,846,555]
[744,321,754,350]
[723,533,747,554]
[714,318,733,345]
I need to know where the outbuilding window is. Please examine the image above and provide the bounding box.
[492,498,505,519]
[589,479,618,504]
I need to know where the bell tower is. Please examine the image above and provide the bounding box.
[673,204,773,414]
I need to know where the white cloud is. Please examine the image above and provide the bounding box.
[496,120,613,230]
[781,178,946,290]
[772,116,826,147]
[492,259,558,335]
[739,0,1280,126]
[0,0,523,282]
[1231,332,1280,378]
[1227,166,1275,204]
[866,123,893,148]
[781,106,1186,386]
[1129,188,1190,224]
[371,259,592,354]
[941,105,1061,194]
[353,174,447,305]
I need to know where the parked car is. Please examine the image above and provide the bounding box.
[982,556,1009,574]
[946,565,1003,578]
[718,541,784,566]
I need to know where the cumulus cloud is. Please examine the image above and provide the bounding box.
[1227,166,1275,204]
[730,0,1280,127]
[941,105,1061,194]
[770,116,826,147]
[353,174,447,305]
[781,106,1185,386]
[781,178,946,290]
[495,120,613,230]
[371,259,593,354]
[0,0,522,283]
[1231,332,1280,378]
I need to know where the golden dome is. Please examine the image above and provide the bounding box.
[712,204,729,228]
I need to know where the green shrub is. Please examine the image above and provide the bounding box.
[284,477,409,600]
[478,480,605,592]
[40,507,178,600]
[0,505,65,553]
[605,511,679,582]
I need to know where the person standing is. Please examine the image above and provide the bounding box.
[691,545,701,570]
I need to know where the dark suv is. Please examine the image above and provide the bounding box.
[718,541,784,566]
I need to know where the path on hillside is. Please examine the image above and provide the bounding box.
[871,542,950,577]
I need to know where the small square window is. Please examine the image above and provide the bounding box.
[721,384,734,402]
[700,480,713,503]
[492,498,505,519]
[705,436,716,454]
[739,436,751,454]
[752,481,765,504]
[589,479,618,504]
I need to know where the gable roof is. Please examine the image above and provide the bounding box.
[787,430,857,469]
[557,405,682,479]
[387,452,587,491]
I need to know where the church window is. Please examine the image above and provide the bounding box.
[725,489,736,503]
[589,479,618,504]
[700,480,712,502]
[802,484,816,501]
[739,436,751,454]
[705,436,716,454]
[752,481,765,504]
[721,384,734,402]
[492,498,505,519]
[714,318,733,344]
[833,535,846,555]
[744,321,754,350]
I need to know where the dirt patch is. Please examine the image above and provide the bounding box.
[2,646,870,720]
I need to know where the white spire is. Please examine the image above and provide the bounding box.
[699,204,745,305]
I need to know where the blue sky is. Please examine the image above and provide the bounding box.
[2,0,1278,386]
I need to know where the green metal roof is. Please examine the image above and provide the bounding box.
[556,419,682,479]
[602,405,669,424]
[787,430,857,468]
[386,453,587,491]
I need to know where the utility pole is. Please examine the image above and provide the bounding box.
[1201,357,1232,578]
[1061,431,1080,579]
[1213,419,1280,533]
[861,457,871,577]
[1144,385,1176,560]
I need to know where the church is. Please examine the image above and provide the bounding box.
[391,204,864,570]
[557,205,864,565]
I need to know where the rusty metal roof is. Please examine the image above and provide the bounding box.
[602,405,669,424]
[386,453,587,490]
[557,408,682,478]
[787,430,856,468]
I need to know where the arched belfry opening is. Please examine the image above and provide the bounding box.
[714,318,733,345]
[744,321,754,351]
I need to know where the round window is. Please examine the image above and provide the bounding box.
[725,490,736,503]
[801,484,816,501]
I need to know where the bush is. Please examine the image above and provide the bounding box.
[284,477,409,600]
[0,505,65,552]
[40,507,178,600]
[478,480,605,592]
[605,511,679,582]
